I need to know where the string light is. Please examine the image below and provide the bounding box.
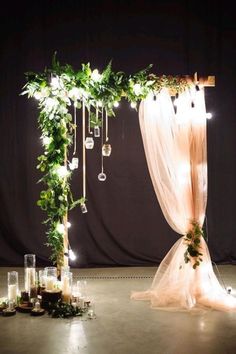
[113,101,119,108]
[69,249,76,261]
[56,223,65,234]
[67,222,71,228]
[130,102,136,109]
[206,112,212,119]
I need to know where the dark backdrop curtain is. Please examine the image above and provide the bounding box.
[0,0,235,267]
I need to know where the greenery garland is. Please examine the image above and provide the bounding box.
[184,221,204,269]
[22,54,190,267]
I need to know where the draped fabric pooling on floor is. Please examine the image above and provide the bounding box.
[131,88,236,311]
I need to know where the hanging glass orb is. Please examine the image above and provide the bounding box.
[94,126,100,137]
[102,144,112,157]
[85,137,94,149]
[80,203,88,214]
[98,172,107,181]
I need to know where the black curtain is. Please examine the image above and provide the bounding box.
[0,0,235,267]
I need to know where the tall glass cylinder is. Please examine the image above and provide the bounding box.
[8,271,18,304]
[24,254,36,296]
[45,267,57,292]
[61,271,72,303]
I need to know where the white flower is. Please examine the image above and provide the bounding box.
[133,83,142,96]
[55,166,69,178]
[44,97,58,111]
[51,76,62,90]
[68,87,81,100]
[91,69,102,82]
[42,136,51,146]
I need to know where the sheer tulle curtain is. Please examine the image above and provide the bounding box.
[131,88,236,311]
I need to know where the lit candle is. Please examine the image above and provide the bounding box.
[45,276,56,291]
[25,268,36,292]
[8,284,17,303]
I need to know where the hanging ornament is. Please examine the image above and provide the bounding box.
[102,144,112,157]
[98,172,107,181]
[98,107,107,182]
[85,137,94,149]
[69,157,79,170]
[94,125,100,137]
[94,104,100,137]
[80,203,88,214]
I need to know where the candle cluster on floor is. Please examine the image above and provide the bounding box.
[0,254,96,319]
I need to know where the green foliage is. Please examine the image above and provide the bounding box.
[184,221,204,269]
[48,300,84,318]
[22,54,192,267]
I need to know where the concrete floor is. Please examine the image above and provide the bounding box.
[0,265,236,354]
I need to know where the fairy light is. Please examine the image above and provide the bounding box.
[34,91,42,100]
[113,101,119,108]
[206,112,212,119]
[67,222,71,228]
[56,223,65,234]
[130,102,136,109]
[69,249,76,261]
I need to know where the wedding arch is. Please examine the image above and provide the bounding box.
[22,55,236,311]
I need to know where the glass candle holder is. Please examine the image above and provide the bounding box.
[61,271,73,303]
[44,267,57,292]
[98,172,107,181]
[38,269,46,287]
[80,203,88,214]
[24,254,36,294]
[102,144,112,157]
[94,126,100,137]
[8,271,18,304]
[85,137,94,149]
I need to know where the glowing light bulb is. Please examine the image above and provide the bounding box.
[227,286,232,294]
[67,222,71,228]
[34,91,42,100]
[91,69,102,82]
[56,223,65,234]
[130,102,136,109]
[55,166,69,178]
[113,101,119,108]
[206,112,212,119]
[80,203,88,214]
[69,249,76,261]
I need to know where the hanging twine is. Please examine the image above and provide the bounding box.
[82,100,86,198]
[105,110,109,142]
[101,108,104,173]
[73,103,77,155]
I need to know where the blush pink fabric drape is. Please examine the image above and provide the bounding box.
[131,88,236,311]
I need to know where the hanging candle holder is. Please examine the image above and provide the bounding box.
[80,203,88,214]
[69,157,79,170]
[85,137,94,149]
[98,107,107,182]
[94,125,100,138]
[102,144,112,157]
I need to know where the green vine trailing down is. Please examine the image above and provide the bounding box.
[184,221,205,269]
[21,54,190,267]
